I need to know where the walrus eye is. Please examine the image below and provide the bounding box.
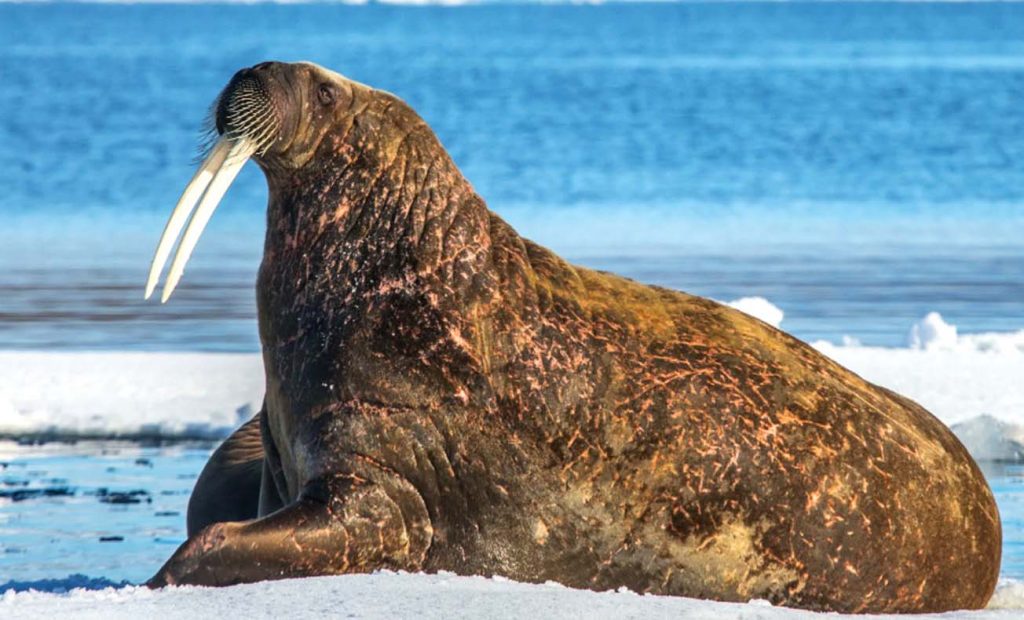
[317,84,335,106]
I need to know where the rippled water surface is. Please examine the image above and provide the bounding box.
[0,442,206,585]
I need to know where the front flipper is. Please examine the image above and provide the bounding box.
[148,469,433,587]
[187,411,267,536]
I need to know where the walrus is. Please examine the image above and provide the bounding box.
[143,61,1000,613]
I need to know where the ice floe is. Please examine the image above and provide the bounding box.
[1,572,1022,619]
[0,351,263,440]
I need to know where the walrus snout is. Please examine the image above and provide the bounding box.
[215,66,281,156]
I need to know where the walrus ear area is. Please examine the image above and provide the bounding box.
[317,83,337,107]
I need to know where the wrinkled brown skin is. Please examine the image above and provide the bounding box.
[153,62,1001,613]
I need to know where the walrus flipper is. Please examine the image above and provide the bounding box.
[187,412,266,536]
[149,465,433,587]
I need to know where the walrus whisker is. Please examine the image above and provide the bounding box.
[193,94,227,165]
[226,101,264,122]
[145,137,233,300]
[225,105,278,155]
[159,137,255,302]
[248,116,280,155]
[233,107,272,142]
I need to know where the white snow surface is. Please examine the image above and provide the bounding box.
[2,572,1022,619]
[1,308,1023,460]
[0,351,264,439]
[905,312,1024,353]
[726,296,785,329]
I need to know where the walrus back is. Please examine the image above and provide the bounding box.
[494,236,1000,612]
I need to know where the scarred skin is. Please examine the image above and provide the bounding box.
[154,62,1001,613]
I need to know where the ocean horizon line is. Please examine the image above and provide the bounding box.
[7,0,1024,7]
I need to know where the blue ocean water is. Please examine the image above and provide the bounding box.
[0,442,207,585]
[1,2,1023,350]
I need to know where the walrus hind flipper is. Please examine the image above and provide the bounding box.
[150,469,433,587]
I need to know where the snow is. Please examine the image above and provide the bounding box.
[905,312,1024,353]
[1,572,1022,619]
[0,351,264,440]
[726,296,785,329]
[908,311,960,350]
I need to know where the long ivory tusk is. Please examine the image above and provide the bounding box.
[160,139,254,303]
[144,138,234,300]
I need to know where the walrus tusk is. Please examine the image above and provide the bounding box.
[160,138,254,303]
[148,137,254,303]
[144,138,234,300]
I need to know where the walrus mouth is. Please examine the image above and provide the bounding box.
[145,71,281,303]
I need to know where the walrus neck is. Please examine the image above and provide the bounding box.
[255,107,496,420]
[259,109,491,299]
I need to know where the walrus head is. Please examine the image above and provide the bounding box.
[145,61,363,302]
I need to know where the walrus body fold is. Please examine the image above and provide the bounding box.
[147,61,1001,613]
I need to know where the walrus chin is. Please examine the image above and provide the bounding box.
[145,67,286,303]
